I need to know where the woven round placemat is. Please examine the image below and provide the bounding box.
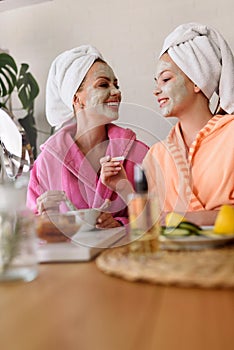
[96,246,234,288]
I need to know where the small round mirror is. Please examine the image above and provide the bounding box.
[0,108,34,181]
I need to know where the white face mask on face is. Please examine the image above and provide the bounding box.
[155,60,188,117]
[84,63,121,121]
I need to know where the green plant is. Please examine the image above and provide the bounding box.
[0,52,39,158]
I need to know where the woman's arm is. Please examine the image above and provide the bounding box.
[182,210,218,226]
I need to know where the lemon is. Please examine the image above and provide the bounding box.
[165,212,186,227]
[214,205,234,235]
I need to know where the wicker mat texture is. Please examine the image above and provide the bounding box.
[96,246,234,289]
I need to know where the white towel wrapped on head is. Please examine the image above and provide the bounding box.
[46,45,103,127]
[159,23,234,114]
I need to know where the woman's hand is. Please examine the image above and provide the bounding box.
[36,190,68,215]
[100,155,134,203]
[100,155,127,191]
[184,210,218,226]
[162,210,219,226]
[96,211,122,228]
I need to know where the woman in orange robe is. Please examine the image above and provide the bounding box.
[143,22,234,225]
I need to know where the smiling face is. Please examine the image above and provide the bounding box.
[154,54,195,117]
[74,60,121,122]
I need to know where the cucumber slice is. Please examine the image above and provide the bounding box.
[161,220,203,237]
[177,221,202,235]
[162,227,191,236]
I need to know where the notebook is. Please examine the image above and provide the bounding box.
[37,226,126,262]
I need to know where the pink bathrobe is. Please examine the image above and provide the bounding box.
[27,123,149,224]
[143,114,234,213]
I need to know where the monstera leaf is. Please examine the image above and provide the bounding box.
[0,53,18,101]
[16,63,39,112]
[0,52,39,111]
[0,52,40,158]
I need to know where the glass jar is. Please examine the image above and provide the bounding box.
[128,192,161,256]
[0,181,38,282]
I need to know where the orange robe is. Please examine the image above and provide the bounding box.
[143,114,234,213]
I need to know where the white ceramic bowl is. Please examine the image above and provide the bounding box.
[66,208,100,231]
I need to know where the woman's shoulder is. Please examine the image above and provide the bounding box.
[108,123,149,146]
[40,122,76,151]
[107,123,136,138]
[211,114,234,133]
[148,139,168,154]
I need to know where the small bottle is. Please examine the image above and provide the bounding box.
[128,165,160,256]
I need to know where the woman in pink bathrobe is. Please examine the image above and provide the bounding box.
[27,45,149,228]
[101,23,234,225]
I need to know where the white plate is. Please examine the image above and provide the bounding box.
[159,227,234,251]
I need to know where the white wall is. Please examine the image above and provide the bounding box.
[0,0,233,150]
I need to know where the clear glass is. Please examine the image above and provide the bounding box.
[128,192,161,256]
[0,183,38,282]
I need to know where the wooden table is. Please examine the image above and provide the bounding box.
[0,259,234,350]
